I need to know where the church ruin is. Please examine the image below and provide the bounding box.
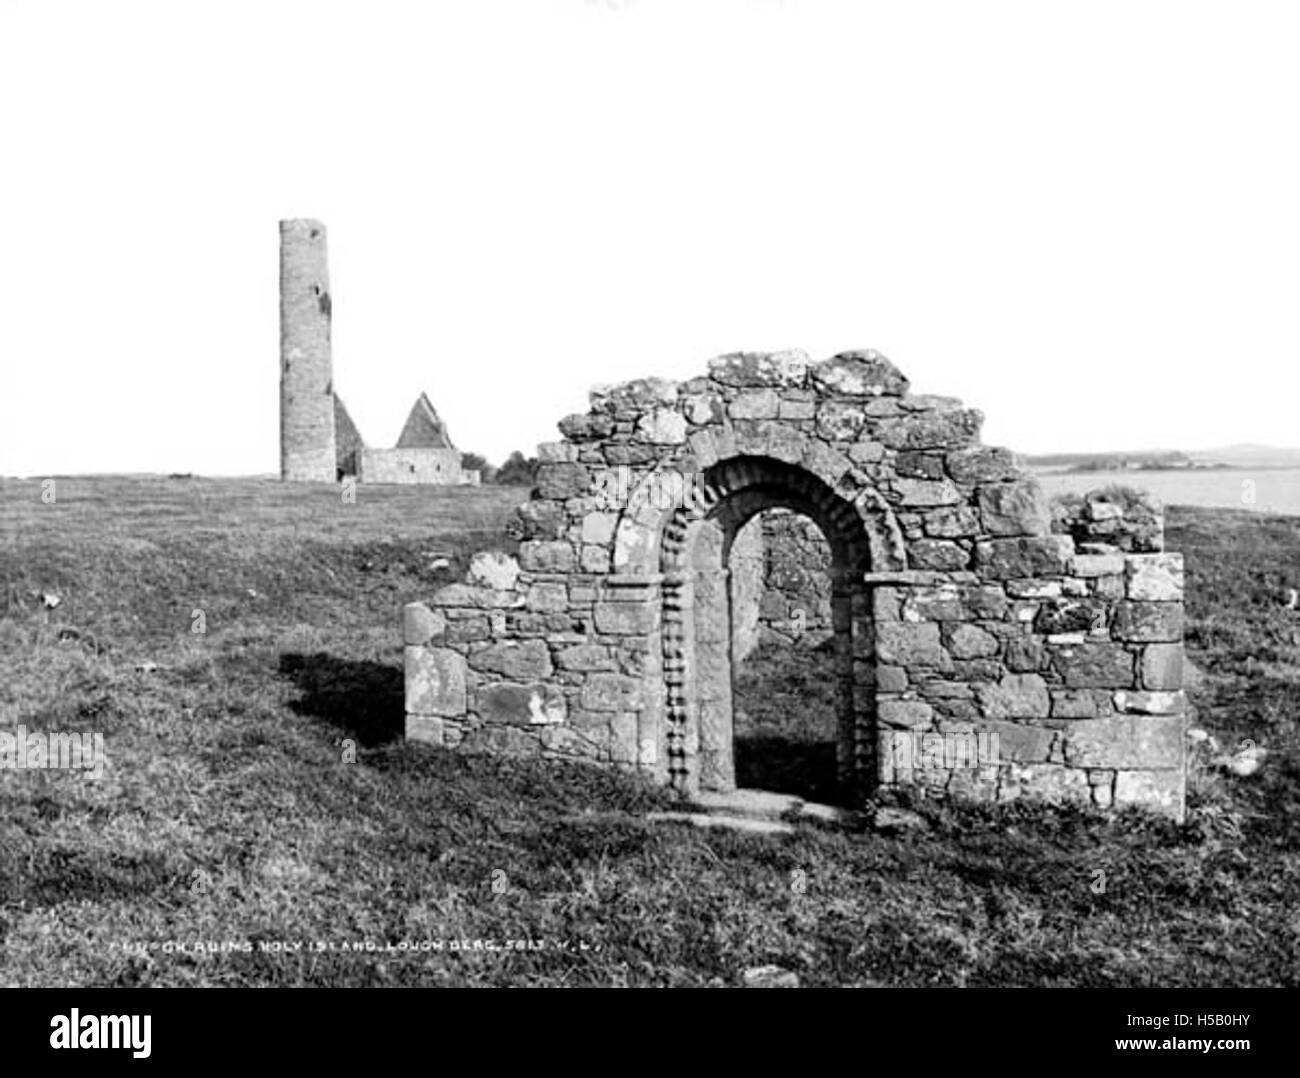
[278,219,477,485]
[402,349,1189,820]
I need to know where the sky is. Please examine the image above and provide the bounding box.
[1,0,1297,477]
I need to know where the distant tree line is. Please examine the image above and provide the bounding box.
[460,451,539,486]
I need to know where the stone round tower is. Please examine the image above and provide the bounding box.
[279,219,337,482]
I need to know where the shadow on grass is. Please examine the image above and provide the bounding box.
[279,651,403,746]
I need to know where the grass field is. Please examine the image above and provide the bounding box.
[1,476,1297,987]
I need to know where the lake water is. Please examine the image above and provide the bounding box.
[1031,467,1300,517]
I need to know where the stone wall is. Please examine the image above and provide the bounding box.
[403,349,1189,819]
[1052,486,1164,553]
[358,447,464,485]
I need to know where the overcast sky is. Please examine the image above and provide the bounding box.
[1,0,1297,477]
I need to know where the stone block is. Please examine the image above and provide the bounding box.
[895,479,962,507]
[875,622,944,667]
[709,350,810,388]
[1053,642,1136,687]
[1063,715,1185,769]
[555,644,617,671]
[1140,643,1183,690]
[468,640,553,680]
[878,699,934,728]
[976,673,1050,719]
[535,463,591,500]
[403,602,446,646]
[1112,690,1186,715]
[729,389,781,420]
[974,536,1073,578]
[1113,769,1184,818]
[405,646,468,717]
[581,673,644,712]
[1125,553,1184,601]
[907,539,969,570]
[948,624,1000,659]
[1113,601,1184,642]
[945,446,1020,484]
[978,479,1050,537]
[983,721,1055,763]
[580,512,619,545]
[517,541,576,573]
[477,681,567,725]
[808,349,908,396]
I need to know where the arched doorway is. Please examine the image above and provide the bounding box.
[658,456,878,804]
[731,508,839,802]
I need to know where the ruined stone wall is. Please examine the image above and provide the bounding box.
[279,219,336,482]
[358,448,464,485]
[403,349,1189,819]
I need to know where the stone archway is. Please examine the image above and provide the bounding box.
[404,348,1191,822]
[657,456,877,802]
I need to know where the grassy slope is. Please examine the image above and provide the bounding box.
[0,477,1296,987]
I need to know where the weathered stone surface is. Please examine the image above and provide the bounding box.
[984,720,1055,763]
[709,350,809,388]
[593,601,657,635]
[1113,690,1185,715]
[577,512,616,545]
[1050,690,1099,719]
[468,640,552,680]
[875,622,944,666]
[1112,769,1183,816]
[590,377,678,412]
[1054,642,1135,687]
[1064,715,1184,769]
[477,681,566,725]
[948,624,1000,659]
[977,674,1050,719]
[877,666,907,692]
[1034,599,1104,635]
[580,673,644,711]
[1003,764,1090,805]
[729,389,781,420]
[555,643,617,671]
[895,451,945,479]
[895,479,962,507]
[974,536,1073,579]
[535,463,591,500]
[809,349,909,397]
[558,413,615,440]
[1074,553,1125,577]
[877,409,983,450]
[1113,601,1184,642]
[945,446,1020,484]
[907,539,969,571]
[816,401,867,440]
[848,440,885,464]
[403,602,446,646]
[406,647,468,717]
[506,500,567,540]
[517,540,576,573]
[1125,553,1184,601]
[1140,643,1183,690]
[467,551,521,591]
[1004,636,1045,673]
[433,583,524,609]
[684,394,726,425]
[878,699,934,728]
[635,408,688,444]
[978,479,1050,537]
[525,582,568,613]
